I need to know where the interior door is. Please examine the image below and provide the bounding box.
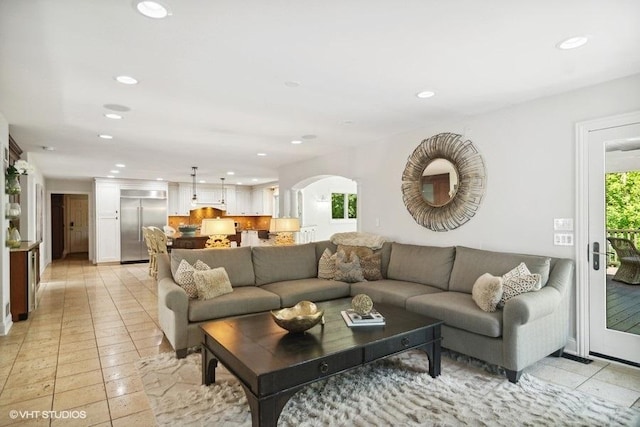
[588,121,640,364]
[67,195,89,253]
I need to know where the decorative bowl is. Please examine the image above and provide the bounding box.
[271,301,324,333]
[178,225,198,237]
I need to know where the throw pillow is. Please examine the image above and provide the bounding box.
[334,250,366,283]
[360,253,383,281]
[502,262,543,290]
[193,267,233,300]
[174,259,211,299]
[471,273,503,312]
[498,263,541,307]
[337,244,374,260]
[318,248,337,280]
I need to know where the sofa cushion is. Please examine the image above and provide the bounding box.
[449,246,551,294]
[350,279,443,308]
[318,248,337,279]
[406,292,503,338]
[188,286,281,322]
[171,247,255,287]
[471,273,503,312]
[334,251,365,283]
[253,243,317,286]
[194,267,233,300]
[502,262,543,291]
[174,259,210,299]
[261,278,350,307]
[386,243,455,290]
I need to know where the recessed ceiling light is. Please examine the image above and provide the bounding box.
[416,90,436,99]
[199,180,206,184]
[104,104,131,112]
[291,140,302,145]
[341,120,354,126]
[227,171,235,175]
[110,170,120,174]
[257,153,267,157]
[42,146,55,151]
[252,178,258,182]
[156,177,163,181]
[115,163,125,168]
[284,81,301,88]
[98,134,113,139]
[556,36,589,50]
[237,182,243,185]
[115,75,138,85]
[107,175,115,179]
[302,134,317,139]
[104,113,123,120]
[135,1,171,19]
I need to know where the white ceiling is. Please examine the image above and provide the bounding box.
[1,1,639,185]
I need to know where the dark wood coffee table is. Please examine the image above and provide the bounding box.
[200,298,443,427]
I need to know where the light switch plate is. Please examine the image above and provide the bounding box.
[554,218,574,231]
[554,233,574,246]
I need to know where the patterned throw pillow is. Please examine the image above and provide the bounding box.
[337,244,374,260]
[502,262,542,290]
[174,259,211,299]
[472,273,503,312]
[498,263,541,307]
[318,248,337,280]
[334,250,366,283]
[193,267,233,300]
[360,253,382,281]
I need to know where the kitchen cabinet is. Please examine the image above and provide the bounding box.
[95,180,120,262]
[251,188,274,215]
[230,188,251,215]
[168,183,186,216]
[10,242,40,321]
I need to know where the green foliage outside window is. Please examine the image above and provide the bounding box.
[606,172,640,230]
[331,193,357,219]
[347,194,357,219]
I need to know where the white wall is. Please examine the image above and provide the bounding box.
[0,112,10,334]
[279,73,640,349]
[300,176,357,241]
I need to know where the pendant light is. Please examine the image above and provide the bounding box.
[190,166,198,206]
[220,177,226,208]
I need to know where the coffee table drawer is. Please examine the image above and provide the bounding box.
[364,329,429,362]
[258,348,363,396]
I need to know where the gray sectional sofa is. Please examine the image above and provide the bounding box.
[156,241,574,383]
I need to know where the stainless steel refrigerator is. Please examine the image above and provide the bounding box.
[120,189,167,263]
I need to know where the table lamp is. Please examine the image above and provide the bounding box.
[269,217,300,246]
[200,218,236,248]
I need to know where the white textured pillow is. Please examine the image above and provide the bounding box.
[472,273,503,312]
[193,267,233,300]
[318,248,337,280]
[174,259,211,299]
[334,250,366,283]
[499,263,541,307]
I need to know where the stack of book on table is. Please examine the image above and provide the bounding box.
[341,309,386,327]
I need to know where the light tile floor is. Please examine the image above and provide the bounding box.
[0,257,639,426]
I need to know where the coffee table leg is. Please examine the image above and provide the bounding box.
[420,337,442,378]
[201,345,218,386]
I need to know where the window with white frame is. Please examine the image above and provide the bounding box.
[331,193,357,219]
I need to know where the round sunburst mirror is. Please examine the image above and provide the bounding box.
[402,132,486,232]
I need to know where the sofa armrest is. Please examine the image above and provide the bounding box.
[503,286,561,325]
[503,258,573,325]
[157,253,188,313]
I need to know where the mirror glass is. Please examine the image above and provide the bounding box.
[421,159,459,207]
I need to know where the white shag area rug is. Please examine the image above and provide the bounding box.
[136,350,640,426]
